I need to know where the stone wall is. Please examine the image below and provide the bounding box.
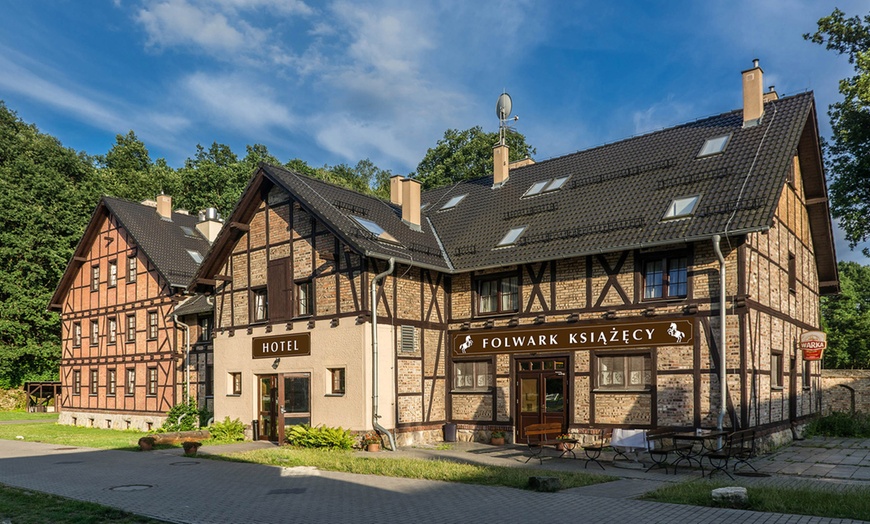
[821,369,870,415]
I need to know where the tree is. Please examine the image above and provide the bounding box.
[96,131,181,202]
[805,9,870,257]
[821,262,870,369]
[414,126,536,190]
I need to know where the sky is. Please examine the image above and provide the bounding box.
[0,0,868,262]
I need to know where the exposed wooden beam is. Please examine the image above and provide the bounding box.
[230,222,250,232]
[214,274,233,282]
[805,197,828,205]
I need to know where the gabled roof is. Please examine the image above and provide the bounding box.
[172,294,213,317]
[194,92,838,294]
[49,197,213,311]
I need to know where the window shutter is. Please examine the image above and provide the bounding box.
[267,257,293,322]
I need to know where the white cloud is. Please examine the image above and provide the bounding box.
[632,98,696,136]
[136,0,252,52]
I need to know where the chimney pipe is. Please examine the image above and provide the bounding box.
[196,208,223,244]
[493,142,509,188]
[389,175,404,205]
[742,58,764,128]
[156,194,172,221]
[400,178,422,231]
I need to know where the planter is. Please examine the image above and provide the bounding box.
[182,441,201,456]
[366,443,380,452]
[138,437,155,451]
[490,437,505,446]
[556,442,566,451]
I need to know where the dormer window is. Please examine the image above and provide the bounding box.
[439,194,467,210]
[351,216,399,243]
[663,196,700,220]
[698,134,731,157]
[497,226,527,247]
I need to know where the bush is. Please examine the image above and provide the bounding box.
[285,424,354,449]
[805,412,870,438]
[158,398,200,432]
[209,417,246,442]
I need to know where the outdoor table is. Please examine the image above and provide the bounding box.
[671,429,728,471]
[610,428,648,465]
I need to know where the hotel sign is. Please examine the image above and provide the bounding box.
[452,319,693,357]
[252,333,311,359]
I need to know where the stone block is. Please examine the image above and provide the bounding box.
[711,486,748,507]
[528,476,561,492]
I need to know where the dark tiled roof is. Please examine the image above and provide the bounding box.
[172,294,213,317]
[104,197,213,288]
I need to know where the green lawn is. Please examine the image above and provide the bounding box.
[0,422,147,450]
[0,411,59,421]
[0,483,164,523]
[642,479,870,522]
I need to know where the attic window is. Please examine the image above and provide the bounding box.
[180,225,198,237]
[523,176,571,198]
[351,216,399,243]
[440,194,467,210]
[545,176,570,192]
[663,196,700,219]
[420,203,430,211]
[187,250,204,263]
[497,226,527,247]
[698,134,731,157]
[523,180,549,197]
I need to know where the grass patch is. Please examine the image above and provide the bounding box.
[218,447,614,490]
[0,423,148,450]
[805,411,870,438]
[642,479,870,521]
[0,483,164,523]
[0,411,58,421]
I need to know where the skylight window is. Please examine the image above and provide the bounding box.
[187,250,204,263]
[180,225,198,237]
[663,196,700,219]
[440,194,467,210]
[545,176,570,192]
[351,215,399,243]
[497,226,527,247]
[523,176,571,198]
[698,134,731,157]
[523,181,549,197]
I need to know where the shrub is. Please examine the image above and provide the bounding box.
[805,411,870,438]
[285,424,354,449]
[209,417,246,442]
[158,397,200,432]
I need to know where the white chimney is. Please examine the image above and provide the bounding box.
[742,59,764,127]
[400,178,422,231]
[156,194,172,221]
[196,208,223,244]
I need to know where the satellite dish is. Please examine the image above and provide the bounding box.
[496,92,512,120]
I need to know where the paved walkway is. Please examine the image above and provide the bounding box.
[0,436,868,523]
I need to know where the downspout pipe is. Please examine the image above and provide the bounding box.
[371,258,397,451]
[712,235,727,432]
[173,314,192,407]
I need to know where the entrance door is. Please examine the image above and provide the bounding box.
[516,358,568,440]
[259,373,311,443]
[258,375,278,441]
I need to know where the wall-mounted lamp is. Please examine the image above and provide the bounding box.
[272,358,280,369]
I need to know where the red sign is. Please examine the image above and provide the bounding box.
[800,331,827,361]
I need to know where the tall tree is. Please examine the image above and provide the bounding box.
[96,131,180,202]
[805,9,870,257]
[414,126,536,190]
[821,261,870,369]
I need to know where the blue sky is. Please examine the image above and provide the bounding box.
[0,0,868,261]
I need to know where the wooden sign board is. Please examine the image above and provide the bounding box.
[252,333,311,359]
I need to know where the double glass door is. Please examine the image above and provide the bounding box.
[258,373,310,442]
[516,358,568,440]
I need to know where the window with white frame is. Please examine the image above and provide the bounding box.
[229,372,242,395]
[147,367,157,396]
[108,260,117,287]
[199,316,211,342]
[296,280,313,317]
[90,320,99,346]
[453,361,493,391]
[127,255,137,284]
[596,353,652,390]
[73,370,81,395]
[73,322,82,347]
[147,311,158,340]
[90,369,98,395]
[108,368,116,395]
[126,368,135,395]
[108,317,117,344]
[126,314,136,342]
[252,288,268,322]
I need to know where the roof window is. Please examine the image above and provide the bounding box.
[523,175,571,198]
[351,216,399,243]
[545,176,570,191]
[497,226,527,247]
[698,134,731,157]
[440,194,467,210]
[663,196,700,219]
[187,250,204,263]
[523,180,549,197]
[180,225,198,237]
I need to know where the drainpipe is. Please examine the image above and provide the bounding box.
[371,258,397,451]
[173,314,191,406]
[712,235,727,432]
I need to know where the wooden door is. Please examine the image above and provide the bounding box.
[258,375,279,441]
[516,358,568,440]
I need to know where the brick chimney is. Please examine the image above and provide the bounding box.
[196,207,223,244]
[156,194,172,221]
[400,178,422,231]
[493,142,509,187]
[389,174,404,205]
[742,59,764,128]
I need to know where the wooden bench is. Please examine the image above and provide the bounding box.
[645,428,692,474]
[524,423,567,464]
[704,429,757,479]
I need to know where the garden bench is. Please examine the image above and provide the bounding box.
[524,422,567,464]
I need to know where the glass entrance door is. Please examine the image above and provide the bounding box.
[516,358,568,440]
[282,373,311,429]
[258,375,278,441]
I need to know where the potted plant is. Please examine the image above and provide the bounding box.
[182,441,201,456]
[490,431,506,446]
[138,436,156,451]
[363,432,381,452]
[556,433,572,451]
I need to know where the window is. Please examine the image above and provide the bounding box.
[126,315,136,342]
[205,365,214,396]
[108,260,117,287]
[108,317,117,344]
[229,372,242,395]
[802,359,812,390]
[788,252,797,294]
[350,216,398,243]
[296,281,313,317]
[546,176,570,192]
[108,369,116,395]
[90,320,99,346]
[73,370,81,395]
[439,194,467,210]
[199,316,212,342]
[90,369,98,395]
[73,322,82,347]
[126,368,135,396]
[148,311,158,340]
[698,134,731,157]
[147,367,157,396]
[523,180,549,197]
[127,255,137,284]
[497,226,527,247]
[596,354,651,390]
[252,288,268,322]
[453,361,492,391]
[643,255,688,300]
[187,249,204,263]
[523,176,571,197]
[91,265,100,291]
[478,275,519,314]
[771,351,783,388]
[663,195,700,219]
[329,368,346,395]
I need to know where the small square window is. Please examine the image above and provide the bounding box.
[187,250,204,264]
[296,281,313,317]
[698,134,731,157]
[229,372,242,395]
[478,275,519,314]
[127,255,137,284]
[643,255,688,300]
[147,367,158,396]
[771,352,783,388]
[329,368,346,395]
[497,226,527,247]
[663,196,700,219]
[350,216,399,243]
[523,180,549,197]
[545,176,570,192]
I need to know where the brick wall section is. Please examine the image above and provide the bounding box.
[822,370,870,415]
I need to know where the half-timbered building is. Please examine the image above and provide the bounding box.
[193,61,838,447]
[49,195,221,430]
